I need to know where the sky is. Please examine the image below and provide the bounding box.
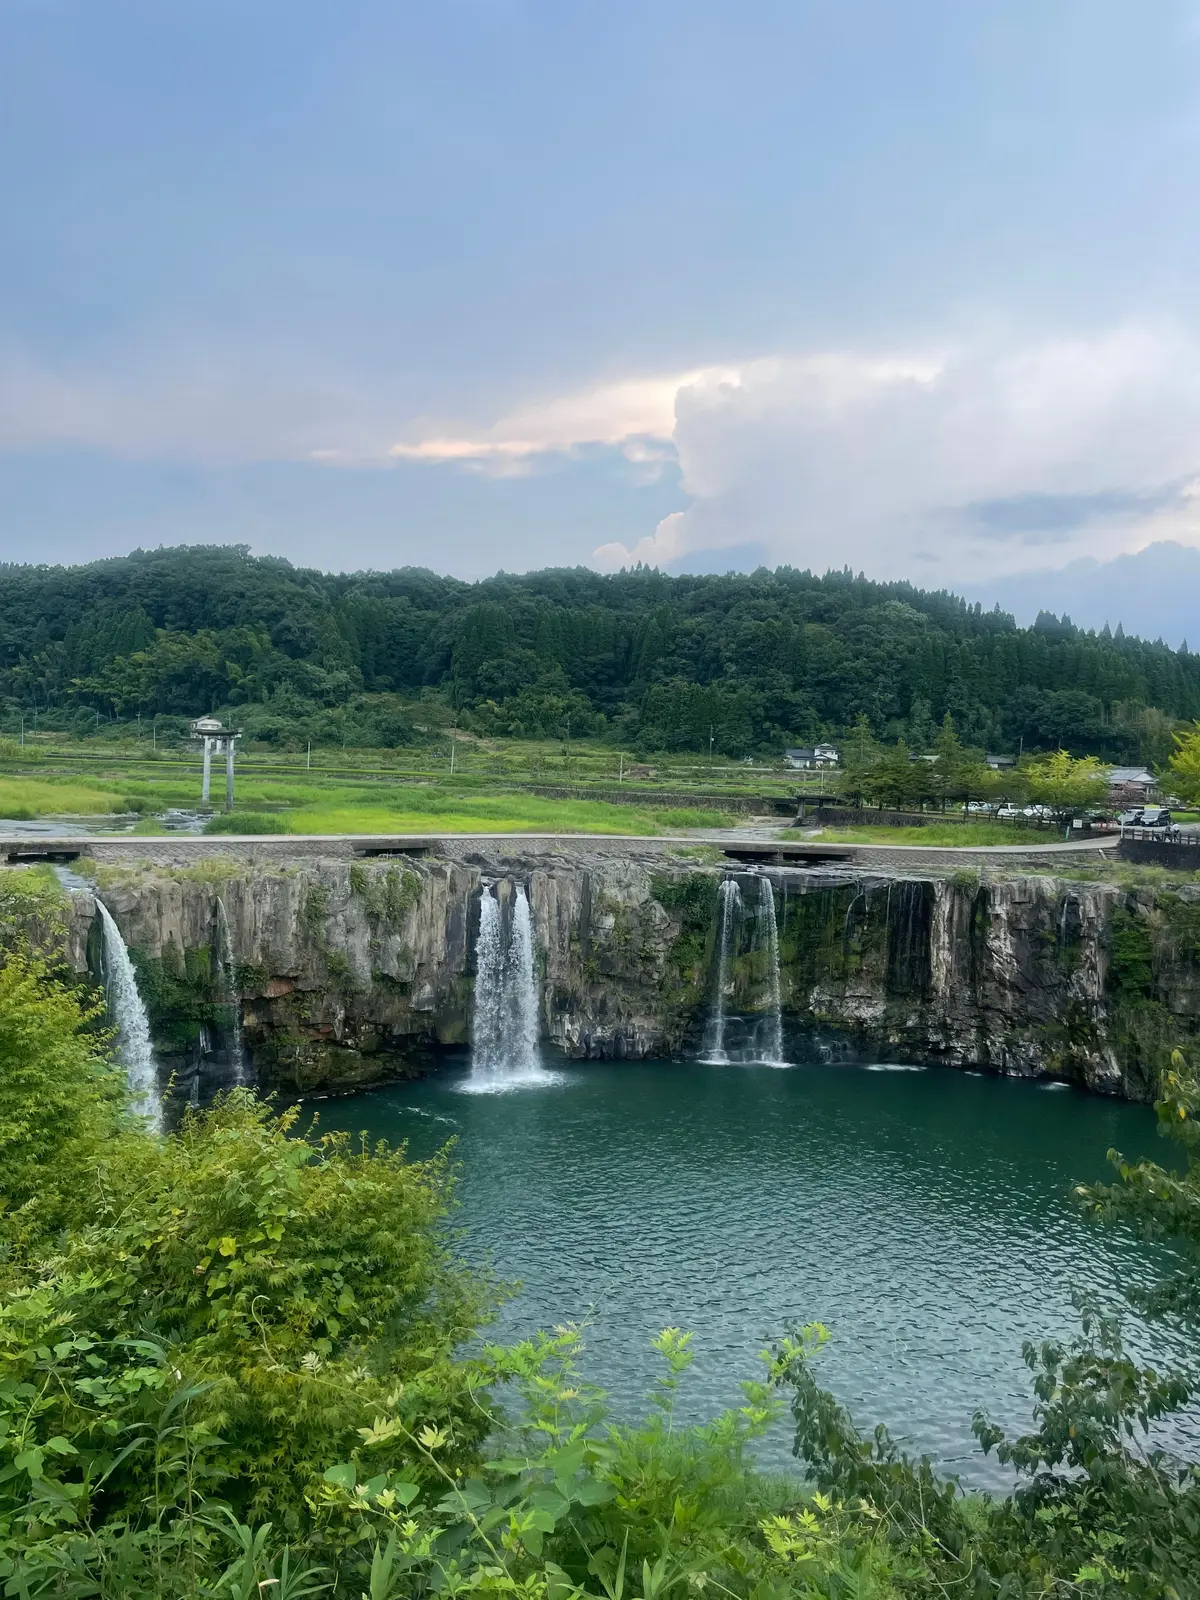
[4,0,1200,605]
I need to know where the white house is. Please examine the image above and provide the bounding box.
[785,743,839,769]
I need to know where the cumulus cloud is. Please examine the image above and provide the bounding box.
[615,324,1200,584]
[8,320,1200,592]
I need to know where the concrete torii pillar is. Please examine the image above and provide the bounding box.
[191,719,241,811]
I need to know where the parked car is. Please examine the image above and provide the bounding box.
[1139,807,1174,830]
[996,804,1022,820]
[1117,808,1145,826]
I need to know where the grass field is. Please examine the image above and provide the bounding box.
[263,788,732,836]
[0,767,735,835]
[816,822,1054,846]
[0,776,134,818]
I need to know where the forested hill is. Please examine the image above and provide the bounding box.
[1,543,1196,761]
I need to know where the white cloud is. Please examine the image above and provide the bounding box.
[388,367,741,472]
[593,510,688,573]
[8,321,1200,592]
[593,324,1200,582]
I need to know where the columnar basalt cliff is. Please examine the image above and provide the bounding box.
[40,846,1200,1099]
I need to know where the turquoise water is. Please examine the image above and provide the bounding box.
[315,1054,1183,1483]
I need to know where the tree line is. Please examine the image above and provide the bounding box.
[1,544,1198,759]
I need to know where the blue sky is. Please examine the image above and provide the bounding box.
[4,0,1200,591]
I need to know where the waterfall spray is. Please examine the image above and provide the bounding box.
[214,898,250,1086]
[704,878,741,1064]
[96,901,162,1130]
[756,875,786,1065]
[470,884,544,1088]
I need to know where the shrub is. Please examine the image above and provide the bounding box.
[0,953,125,1254]
[204,811,292,835]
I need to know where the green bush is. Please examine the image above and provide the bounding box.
[203,810,292,835]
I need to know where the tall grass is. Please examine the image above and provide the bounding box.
[286,788,734,835]
[0,768,736,835]
[0,777,131,818]
[819,822,1056,846]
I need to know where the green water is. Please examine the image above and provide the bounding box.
[315,1054,1184,1483]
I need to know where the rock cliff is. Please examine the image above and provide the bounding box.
[45,847,1200,1099]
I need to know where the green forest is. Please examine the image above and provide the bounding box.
[0,546,1195,762]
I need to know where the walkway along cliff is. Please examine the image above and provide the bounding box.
[38,842,1200,1100]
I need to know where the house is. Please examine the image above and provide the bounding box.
[784,743,840,770]
[985,753,1016,770]
[785,743,839,769]
[1106,766,1158,799]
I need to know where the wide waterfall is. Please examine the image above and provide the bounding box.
[96,901,162,1129]
[755,875,786,1066]
[703,878,741,1064]
[214,898,250,1086]
[469,884,544,1088]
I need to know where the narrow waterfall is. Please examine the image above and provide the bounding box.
[95,901,162,1129]
[507,887,541,1071]
[703,878,741,1064]
[755,875,786,1065]
[470,884,543,1087]
[214,897,250,1086]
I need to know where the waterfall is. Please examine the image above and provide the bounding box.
[756,875,786,1066]
[214,897,250,1086]
[703,878,741,1064]
[469,884,544,1088]
[95,901,162,1130]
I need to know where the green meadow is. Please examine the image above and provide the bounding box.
[0,763,735,836]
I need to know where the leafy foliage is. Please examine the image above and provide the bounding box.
[1169,721,1200,806]
[0,953,125,1254]
[1025,749,1110,818]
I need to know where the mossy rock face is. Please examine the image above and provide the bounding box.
[128,938,238,1055]
[251,1028,432,1092]
[776,881,930,1004]
[650,871,719,1012]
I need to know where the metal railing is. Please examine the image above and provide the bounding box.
[1118,824,1200,844]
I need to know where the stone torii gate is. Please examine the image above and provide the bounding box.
[190,717,241,811]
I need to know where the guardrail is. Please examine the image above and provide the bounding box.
[1116,826,1200,871]
[1118,825,1200,843]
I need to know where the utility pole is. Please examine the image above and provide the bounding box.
[19,713,23,748]
[618,752,624,784]
[306,741,311,771]
[709,723,714,771]
[152,715,157,752]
